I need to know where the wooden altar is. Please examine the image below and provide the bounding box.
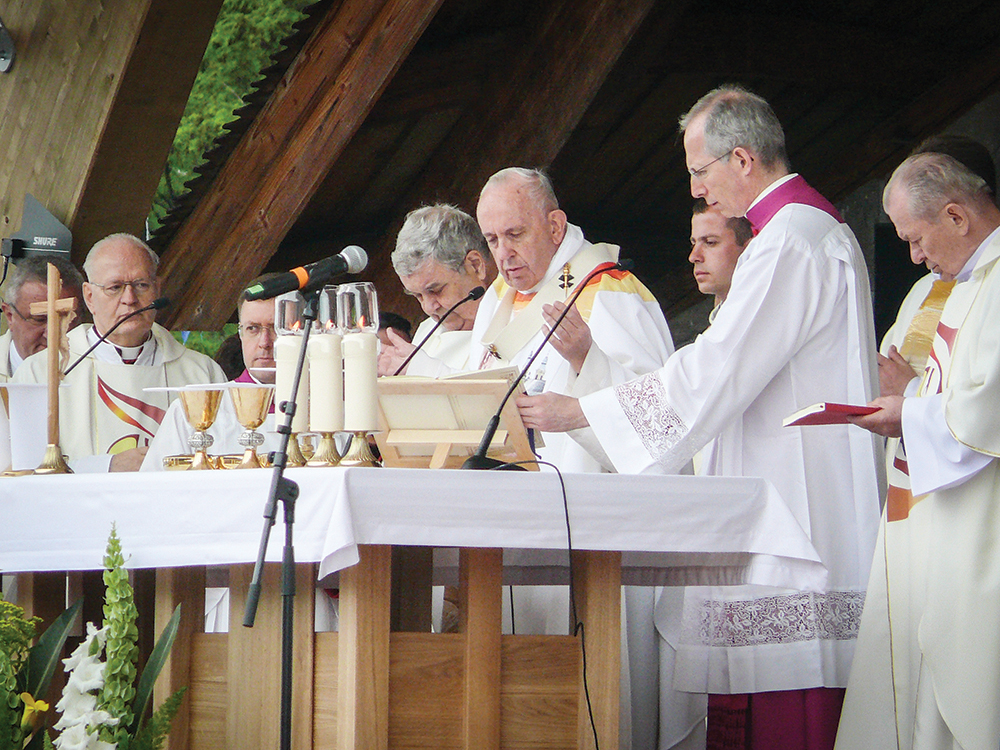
[2,468,825,750]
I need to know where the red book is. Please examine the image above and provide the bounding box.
[782,402,880,427]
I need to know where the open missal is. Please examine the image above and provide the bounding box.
[782,402,880,427]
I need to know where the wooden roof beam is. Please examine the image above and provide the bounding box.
[157,0,445,329]
[368,0,668,318]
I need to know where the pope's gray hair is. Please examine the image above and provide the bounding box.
[884,152,993,219]
[392,204,489,278]
[679,85,788,170]
[479,167,559,213]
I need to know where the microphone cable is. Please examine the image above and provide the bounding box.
[490,458,601,750]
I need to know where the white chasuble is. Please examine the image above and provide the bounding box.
[838,232,1000,750]
[581,183,883,695]
[14,324,226,463]
[467,223,674,473]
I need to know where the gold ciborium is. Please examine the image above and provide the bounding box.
[177,387,224,470]
[228,384,274,469]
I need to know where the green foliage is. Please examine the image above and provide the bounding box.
[98,526,139,744]
[0,596,39,750]
[129,605,181,738]
[22,599,83,703]
[148,0,314,233]
[172,324,238,356]
[131,688,187,750]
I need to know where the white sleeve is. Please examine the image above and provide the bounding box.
[902,393,991,495]
[70,454,114,473]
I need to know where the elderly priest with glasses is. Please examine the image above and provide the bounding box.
[14,232,225,472]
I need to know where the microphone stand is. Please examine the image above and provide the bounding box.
[462,261,623,471]
[243,287,320,750]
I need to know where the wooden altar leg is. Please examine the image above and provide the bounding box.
[338,545,391,750]
[459,547,502,750]
[572,550,621,750]
[227,563,316,750]
[154,566,206,750]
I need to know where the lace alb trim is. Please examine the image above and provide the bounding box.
[614,373,686,461]
[688,590,866,647]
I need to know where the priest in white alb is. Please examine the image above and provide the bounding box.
[518,87,883,750]
[837,152,1000,749]
[380,204,497,376]
[14,233,226,472]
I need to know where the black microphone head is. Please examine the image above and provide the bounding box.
[615,258,634,272]
[468,286,486,301]
[150,296,170,310]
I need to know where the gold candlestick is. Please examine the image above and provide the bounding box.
[339,431,380,468]
[306,432,341,467]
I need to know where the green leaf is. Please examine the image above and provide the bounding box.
[21,599,83,698]
[129,604,182,736]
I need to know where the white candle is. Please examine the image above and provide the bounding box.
[308,333,343,432]
[274,335,310,433]
[343,332,378,432]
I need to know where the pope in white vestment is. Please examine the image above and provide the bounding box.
[574,174,883,699]
[15,323,226,471]
[471,221,675,472]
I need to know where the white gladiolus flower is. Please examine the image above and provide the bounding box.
[51,621,119,750]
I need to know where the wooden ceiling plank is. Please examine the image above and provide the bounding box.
[367,0,664,321]
[158,0,446,329]
[69,0,228,256]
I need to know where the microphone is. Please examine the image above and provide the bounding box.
[64,297,170,375]
[392,286,486,376]
[243,246,367,301]
[461,259,631,470]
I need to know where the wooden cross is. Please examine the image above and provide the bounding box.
[27,262,78,473]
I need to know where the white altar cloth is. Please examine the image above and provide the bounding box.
[0,467,824,590]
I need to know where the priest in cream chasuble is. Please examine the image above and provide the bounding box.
[838,153,1000,750]
[14,234,225,471]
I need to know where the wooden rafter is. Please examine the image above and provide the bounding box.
[367,0,669,320]
[157,0,445,330]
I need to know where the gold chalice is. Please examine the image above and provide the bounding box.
[228,384,274,469]
[177,387,224,470]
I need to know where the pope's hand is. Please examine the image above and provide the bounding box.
[878,346,918,397]
[377,328,416,376]
[846,395,903,438]
[515,392,589,433]
[110,446,148,472]
[542,301,592,374]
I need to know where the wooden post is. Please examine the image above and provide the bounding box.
[572,550,621,750]
[459,548,502,750]
[337,545,392,750]
[154,566,206,750]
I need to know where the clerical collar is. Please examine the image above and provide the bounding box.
[744,173,843,234]
[956,224,1000,282]
[519,222,586,295]
[86,325,157,365]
